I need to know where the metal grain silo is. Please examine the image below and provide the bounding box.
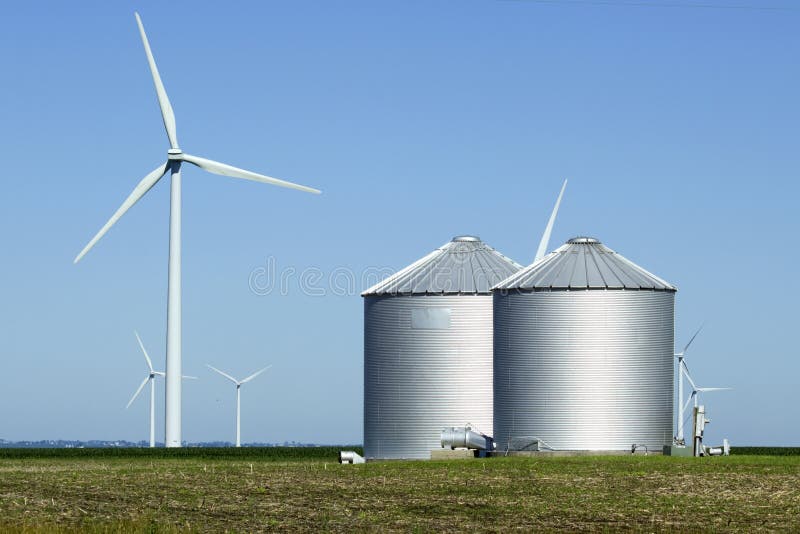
[493,237,676,452]
[363,236,521,460]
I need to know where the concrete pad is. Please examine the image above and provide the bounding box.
[493,449,662,457]
[430,449,476,460]
[663,445,694,457]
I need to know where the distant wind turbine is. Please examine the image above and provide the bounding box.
[675,325,702,443]
[126,331,196,447]
[207,365,271,447]
[681,362,732,415]
[675,325,731,443]
[74,12,320,447]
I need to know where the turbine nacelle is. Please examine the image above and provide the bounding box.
[167,148,183,160]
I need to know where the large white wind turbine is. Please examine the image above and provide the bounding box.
[534,179,568,262]
[75,13,320,447]
[126,331,196,447]
[207,364,271,447]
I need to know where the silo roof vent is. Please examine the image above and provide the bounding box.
[567,236,600,244]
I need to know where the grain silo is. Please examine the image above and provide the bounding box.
[493,237,676,452]
[362,236,522,459]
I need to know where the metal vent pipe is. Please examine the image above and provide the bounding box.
[441,426,493,451]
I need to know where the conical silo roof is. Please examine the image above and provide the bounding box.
[493,236,676,291]
[362,236,522,296]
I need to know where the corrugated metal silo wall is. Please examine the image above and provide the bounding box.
[364,294,494,459]
[493,290,674,451]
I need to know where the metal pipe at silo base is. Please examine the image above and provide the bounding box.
[338,451,366,464]
[441,427,494,451]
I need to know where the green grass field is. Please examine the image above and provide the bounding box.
[0,449,797,532]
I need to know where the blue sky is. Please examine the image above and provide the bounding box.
[0,0,796,446]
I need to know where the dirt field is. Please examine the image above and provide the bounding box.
[0,452,797,532]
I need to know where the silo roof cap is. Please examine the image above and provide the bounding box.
[493,236,676,292]
[567,236,600,244]
[362,236,522,296]
[452,235,480,242]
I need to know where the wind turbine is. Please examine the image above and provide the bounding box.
[534,179,568,262]
[126,331,196,447]
[675,325,702,444]
[681,363,732,415]
[74,13,320,447]
[207,364,271,447]
[675,325,731,443]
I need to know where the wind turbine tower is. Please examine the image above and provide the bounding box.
[75,13,320,447]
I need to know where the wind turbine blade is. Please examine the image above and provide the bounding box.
[74,162,170,263]
[180,153,321,194]
[682,394,695,414]
[126,376,150,409]
[206,364,239,384]
[681,324,705,355]
[240,365,271,384]
[153,371,165,377]
[134,331,154,373]
[534,179,567,262]
[697,387,732,392]
[681,361,698,390]
[134,13,178,149]
[182,375,198,380]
